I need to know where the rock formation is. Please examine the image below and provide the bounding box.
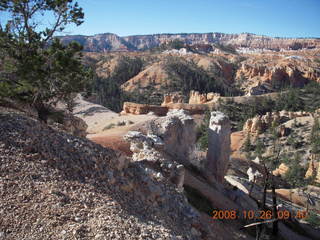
[189,91,207,104]
[61,32,320,52]
[273,163,290,177]
[247,167,263,182]
[160,91,219,114]
[162,92,184,105]
[188,90,221,104]
[121,102,168,116]
[206,111,231,183]
[58,113,88,138]
[243,110,311,135]
[123,130,186,192]
[305,157,320,184]
[162,102,210,115]
[150,109,196,164]
[0,109,213,239]
[123,109,203,193]
[124,109,196,164]
[236,57,320,95]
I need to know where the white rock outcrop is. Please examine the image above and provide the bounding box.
[123,109,196,190]
[123,131,165,162]
[151,109,196,164]
[206,111,231,183]
[247,167,263,182]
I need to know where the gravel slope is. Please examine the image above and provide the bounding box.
[0,111,210,240]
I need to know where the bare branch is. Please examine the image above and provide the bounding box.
[43,10,63,43]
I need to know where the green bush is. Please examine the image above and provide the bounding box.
[306,211,320,227]
[283,153,308,187]
[196,111,210,150]
[103,123,115,131]
[0,1,89,122]
[310,117,320,154]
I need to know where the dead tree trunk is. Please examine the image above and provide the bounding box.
[271,182,279,237]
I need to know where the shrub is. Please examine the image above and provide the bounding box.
[103,123,115,131]
[196,111,210,150]
[306,211,320,227]
[283,153,308,187]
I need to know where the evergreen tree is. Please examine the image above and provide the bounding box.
[0,0,90,121]
[284,153,307,187]
[310,117,320,155]
[243,133,253,160]
[254,139,265,159]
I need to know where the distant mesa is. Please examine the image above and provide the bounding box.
[59,32,320,52]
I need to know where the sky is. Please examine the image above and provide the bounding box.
[5,0,320,38]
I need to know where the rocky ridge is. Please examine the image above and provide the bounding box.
[0,110,214,239]
[60,32,320,52]
[88,49,320,103]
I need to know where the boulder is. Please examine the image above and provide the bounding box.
[247,167,263,182]
[206,111,231,183]
[273,163,289,177]
[60,113,88,138]
[305,158,320,183]
[123,110,196,189]
[152,109,196,164]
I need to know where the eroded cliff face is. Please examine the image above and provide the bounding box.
[242,110,311,136]
[87,48,320,102]
[236,56,320,94]
[61,32,320,52]
[60,33,134,52]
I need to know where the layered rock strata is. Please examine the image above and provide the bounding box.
[122,102,168,116]
[60,32,320,52]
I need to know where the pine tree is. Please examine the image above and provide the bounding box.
[311,117,320,155]
[0,0,90,121]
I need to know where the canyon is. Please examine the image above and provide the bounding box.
[60,32,320,52]
[2,31,320,239]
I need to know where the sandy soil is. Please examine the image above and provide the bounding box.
[230,131,246,159]
[69,95,159,153]
[87,113,157,155]
[72,95,118,134]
